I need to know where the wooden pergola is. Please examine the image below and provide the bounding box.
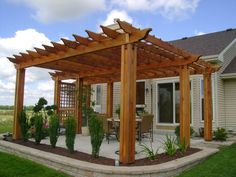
[8,20,218,164]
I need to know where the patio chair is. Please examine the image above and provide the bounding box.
[137,114,154,142]
[99,114,117,144]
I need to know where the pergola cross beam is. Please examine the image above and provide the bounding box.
[15,28,150,69]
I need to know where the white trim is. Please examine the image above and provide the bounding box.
[221,73,236,79]
[219,38,236,62]
[200,55,219,62]
[155,79,193,126]
[153,76,179,82]
[190,80,194,126]
[94,84,102,113]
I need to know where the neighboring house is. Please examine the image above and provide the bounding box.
[92,28,236,134]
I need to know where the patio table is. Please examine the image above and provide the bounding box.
[107,118,142,142]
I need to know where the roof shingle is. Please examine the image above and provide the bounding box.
[170,28,236,56]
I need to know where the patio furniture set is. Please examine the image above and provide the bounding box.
[101,114,154,144]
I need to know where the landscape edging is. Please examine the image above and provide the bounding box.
[0,140,218,177]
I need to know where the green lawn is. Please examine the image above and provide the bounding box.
[0,151,70,177]
[178,143,236,177]
[0,114,13,134]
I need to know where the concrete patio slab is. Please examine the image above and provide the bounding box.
[39,134,206,160]
[40,134,169,160]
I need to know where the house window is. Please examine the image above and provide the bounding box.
[95,85,101,105]
[157,81,192,124]
[94,84,102,113]
[136,81,145,105]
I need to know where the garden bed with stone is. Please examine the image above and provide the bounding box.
[7,139,200,166]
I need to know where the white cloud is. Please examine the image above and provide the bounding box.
[10,0,106,23]
[37,80,54,92]
[8,0,199,24]
[194,30,205,36]
[101,9,133,26]
[0,29,53,105]
[111,0,200,20]
[0,28,50,57]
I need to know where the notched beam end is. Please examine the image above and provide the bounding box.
[61,38,79,49]
[51,41,67,51]
[100,25,120,39]
[116,20,134,34]
[85,30,107,41]
[73,34,91,45]
[34,47,49,56]
[140,28,152,40]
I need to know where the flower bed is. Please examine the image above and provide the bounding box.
[9,139,200,166]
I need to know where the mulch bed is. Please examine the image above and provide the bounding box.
[8,140,200,166]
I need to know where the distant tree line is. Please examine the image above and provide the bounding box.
[0,105,34,111]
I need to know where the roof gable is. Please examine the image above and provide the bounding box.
[170,29,236,56]
[223,56,236,74]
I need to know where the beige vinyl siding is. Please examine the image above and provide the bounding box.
[101,83,107,114]
[216,72,225,128]
[113,82,121,118]
[93,81,152,118]
[191,76,201,133]
[217,39,236,128]
[197,74,218,131]
[224,79,236,132]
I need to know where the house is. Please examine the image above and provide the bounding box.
[92,28,236,134]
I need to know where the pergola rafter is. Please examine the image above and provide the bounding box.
[8,20,219,81]
[8,20,220,164]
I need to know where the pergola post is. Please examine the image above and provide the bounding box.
[179,65,190,147]
[54,76,61,113]
[204,72,213,141]
[75,78,83,134]
[13,68,25,140]
[86,85,91,109]
[120,44,137,164]
[106,82,113,117]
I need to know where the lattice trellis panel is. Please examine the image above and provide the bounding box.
[59,82,76,124]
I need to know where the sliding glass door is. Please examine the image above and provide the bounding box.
[158,83,173,123]
[157,82,185,124]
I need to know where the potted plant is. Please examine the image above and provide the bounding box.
[115,104,120,118]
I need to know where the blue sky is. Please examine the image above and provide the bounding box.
[0,0,236,105]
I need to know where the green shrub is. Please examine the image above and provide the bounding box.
[175,125,195,139]
[177,138,188,154]
[19,110,30,141]
[115,105,120,118]
[163,135,177,156]
[42,127,49,139]
[65,116,76,153]
[49,114,60,148]
[34,114,44,144]
[30,97,57,139]
[214,127,228,141]
[140,143,158,160]
[89,114,104,158]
